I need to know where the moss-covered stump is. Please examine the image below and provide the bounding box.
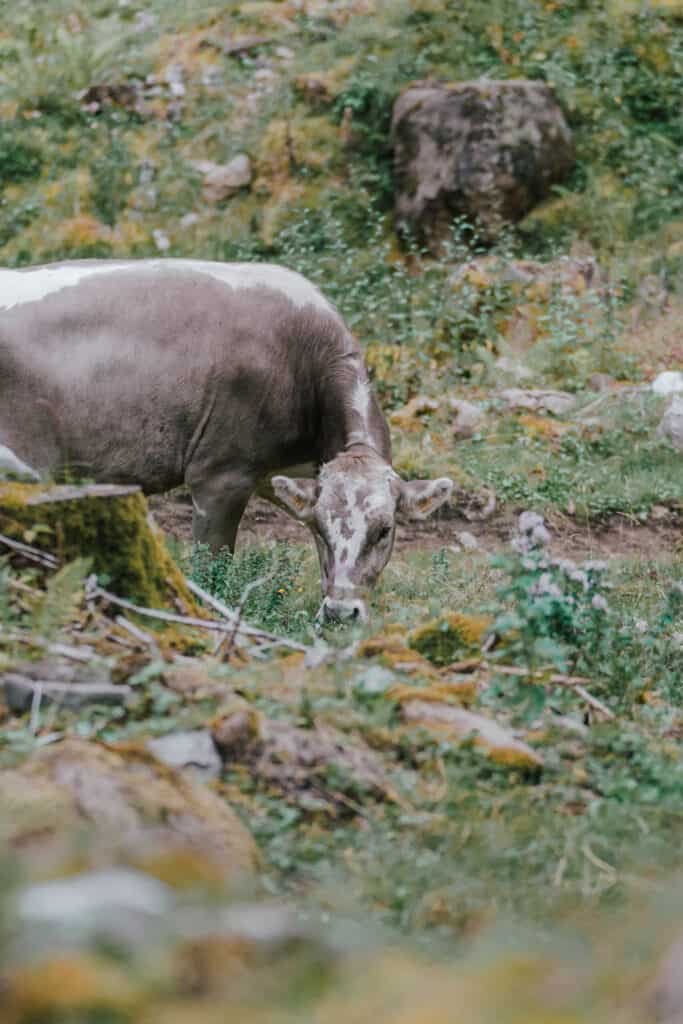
[0,482,194,609]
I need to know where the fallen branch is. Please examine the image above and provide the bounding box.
[88,578,308,654]
[115,615,159,649]
[0,532,59,569]
[488,663,615,719]
[186,577,309,652]
[213,576,267,659]
[0,625,94,663]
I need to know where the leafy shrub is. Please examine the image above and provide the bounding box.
[0,125,43,188]
[90,133,134,227]
[488,512,682,719]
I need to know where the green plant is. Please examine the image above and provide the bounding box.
[189,542,314,636]
[0,125,43,189]
[487,512,682,720]
[90,131,134,226]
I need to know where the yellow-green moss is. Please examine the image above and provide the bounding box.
[0,483,197,611]
[408,613,492,666]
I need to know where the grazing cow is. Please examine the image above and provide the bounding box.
[0,260,452,621]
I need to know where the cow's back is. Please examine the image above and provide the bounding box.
[0,260,345,490]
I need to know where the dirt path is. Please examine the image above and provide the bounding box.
[149,491,681,561]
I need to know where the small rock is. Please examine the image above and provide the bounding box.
[134,10,156,32]
[389,395,439,429]
[164,63,186,98]
[449,398,485,439]
[214,714,389,807]
[180,212,200,229]
[402,701,543,770]
[354,665,396,696]
[201,64,223,89]
[495,356,535,382]
[78,81,142,115]
[274,46,295,60]
[137,159,156,185]
[455,530,479,551]
[587,372,615,392]
[652,370,683,396]
[657,395,683,451]
[17,869,172,949]
[501,388,576,416]
[146,729,222,781]
[193,154,252,203]
[254,68,277,85]
[152,228,171,251]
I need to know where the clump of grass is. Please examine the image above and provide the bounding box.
[189,541,317,637]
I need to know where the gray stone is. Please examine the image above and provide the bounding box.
[192,154,252,203]
[392,79,574,251]
[16,869,173,952]
[501,388,576,416]
[495,356,535,382]
[449,398,485,439]
[146,728,222,780]
[587,372,615,393]
[652,370,683,396]
[455,530,479,551]
[657,395,683,451]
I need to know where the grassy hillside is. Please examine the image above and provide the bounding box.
[1,3,683,1021]
[2,0,682,515]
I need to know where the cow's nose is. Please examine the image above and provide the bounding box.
[319,596,367,624]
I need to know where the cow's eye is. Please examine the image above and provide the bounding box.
[377,525,391,542]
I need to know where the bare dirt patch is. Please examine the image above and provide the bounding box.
[149,491,681,561]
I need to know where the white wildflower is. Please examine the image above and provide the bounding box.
[553,558,577,575]
[569,569,588,590]
[591,594,609,612]
[532,572,563,598]
[515,511,550,551]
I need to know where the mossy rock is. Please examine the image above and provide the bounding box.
[408,613,492,666]
[0,738,259,884]
[0,482,196,610]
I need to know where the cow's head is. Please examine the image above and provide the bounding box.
[272,452,452,623]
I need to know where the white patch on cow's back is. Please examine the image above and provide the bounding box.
[0,444,39,481]
[0,259,333,314]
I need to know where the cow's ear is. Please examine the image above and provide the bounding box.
[399,477,453,520]
[271,476,317,521]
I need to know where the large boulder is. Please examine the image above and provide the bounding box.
[0,739,259,883]
[392,79,575,251]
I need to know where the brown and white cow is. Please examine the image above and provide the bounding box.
[0,259,452,621]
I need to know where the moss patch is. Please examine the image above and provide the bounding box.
[408,613,492,666]
[0,483,197,610]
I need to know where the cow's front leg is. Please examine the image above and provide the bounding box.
[188,470,253,554]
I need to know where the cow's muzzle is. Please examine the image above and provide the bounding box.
[318,595,368,624]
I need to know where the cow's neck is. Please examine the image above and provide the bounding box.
[317,350,391,466]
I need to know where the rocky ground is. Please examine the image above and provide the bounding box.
[1,1,683,1020]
